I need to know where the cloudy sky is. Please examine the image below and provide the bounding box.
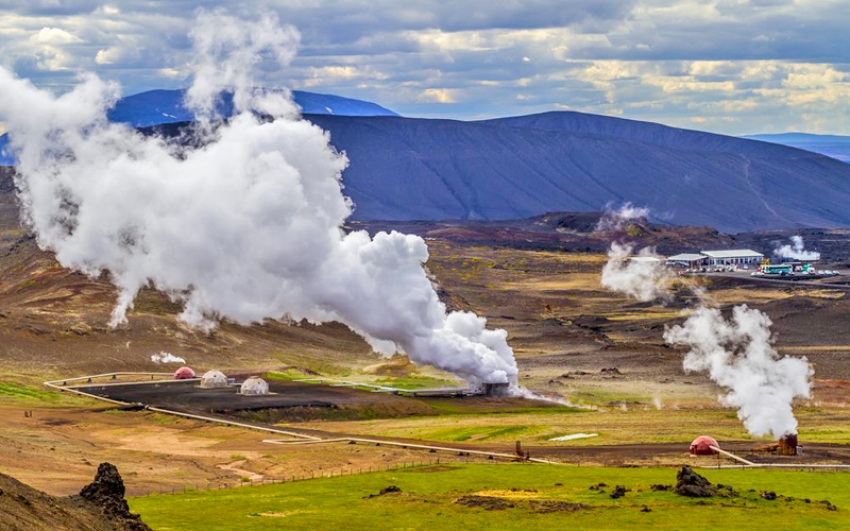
[1,0,849,135]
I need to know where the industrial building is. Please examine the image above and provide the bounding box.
[663,250,764,269]
[700,249,764,266]
[666,253,709,268]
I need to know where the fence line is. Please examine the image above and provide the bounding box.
[134,458,447,497]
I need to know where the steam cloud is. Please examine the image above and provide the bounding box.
[151,352,186,364]
[664,305,812,438]
[0,12,517,386]
[596,202,650,231]
[600,243,671,302]
[775,235,820,261]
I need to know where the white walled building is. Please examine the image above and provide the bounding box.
[700,249,764,266]
[666,253,709,267]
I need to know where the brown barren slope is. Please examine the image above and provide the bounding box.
[0,462,150,531]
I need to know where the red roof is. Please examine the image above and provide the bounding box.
[689,435,719,456]
[173,366,196,380]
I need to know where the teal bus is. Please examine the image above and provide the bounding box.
[759,262,814,275]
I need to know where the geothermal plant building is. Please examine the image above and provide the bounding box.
[666,250,765,267]
[700,250,765,266]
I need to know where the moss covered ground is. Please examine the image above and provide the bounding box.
[131,463,850,531]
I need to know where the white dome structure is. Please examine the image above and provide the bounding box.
[240,376,269,396]
[200,370,228,389]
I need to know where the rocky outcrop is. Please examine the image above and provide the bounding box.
[77,463,152,531]
[675,466,718,498]
[0,462,152,531]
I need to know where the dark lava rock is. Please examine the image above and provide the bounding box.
[365,485,402,498]
[650,484,672,492]
[675,466,718,498]
[641,505,652,512]
[760,491,777,501]
[820,500,838,511]
[600,367,622,375]
[77,462,151,531]
[610,485,628,499]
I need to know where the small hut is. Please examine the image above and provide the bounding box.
[689,435,719,456]
[200,370,228,389]
[173,367,196,380]
[240,376,269,395]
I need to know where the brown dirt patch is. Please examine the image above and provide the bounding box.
[454,495,515,510]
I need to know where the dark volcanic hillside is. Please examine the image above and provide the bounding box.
[0,463,151,531]
[307,113,850,233]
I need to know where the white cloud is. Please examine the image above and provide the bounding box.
[31,27,83,44]
[157,67,182,78]
[0,1,848,133]
[418,87,458,103]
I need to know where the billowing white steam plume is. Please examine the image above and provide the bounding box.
[596,202,650,232]
[775,235,820,261]
[151,352,186,364]
[0,12,517,386]
[664,305,812,438]
[601,243,670,302]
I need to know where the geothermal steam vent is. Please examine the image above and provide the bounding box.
[200,370,228,389]
[0,11,519,392]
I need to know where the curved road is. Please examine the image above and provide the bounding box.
[703,271,850,291]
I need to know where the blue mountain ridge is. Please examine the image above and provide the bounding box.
[744,133,850,164]
[4,90,850,233]
[0,88,397,165]
[106,88,399,127]
[302,113,850,233]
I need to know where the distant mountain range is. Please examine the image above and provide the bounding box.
[0,88,397,164]
[744,133,850,163]
[3,89,850,233]
[304,112,850,233]
[107,88,398,127]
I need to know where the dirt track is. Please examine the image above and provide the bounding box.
[707,271,850,290]
[63,379,850,468]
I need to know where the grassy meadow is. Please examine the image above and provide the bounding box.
[131,463,850,531]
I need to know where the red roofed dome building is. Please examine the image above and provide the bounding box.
[689,435,719,456]
[173,367,196,380]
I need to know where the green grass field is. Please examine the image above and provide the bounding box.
[289,407,850,447]
[0,382,93,406]
[131,463,850,531]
